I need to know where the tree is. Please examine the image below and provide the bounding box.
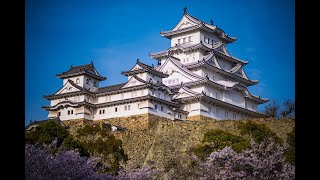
[280,99,295,118]
[238,121,283,144]
[263,99,280,118]
[196,139,295,180]
[25,144,158,180]
[193,129,251,160]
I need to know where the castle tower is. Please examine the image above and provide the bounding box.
[149,8,268,120]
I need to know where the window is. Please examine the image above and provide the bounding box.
[86,78,89,84]
[124,106,127,110]
[233,113,236,119]
[212,75,215,81]
[161,106,163,111]
[225,111,229,118]
[94,81,97,87]
[158,92,160,98]
[178,39,180,44]
[68,110,73,115]
[212,40,214,45]
[99,110,101,114]
[188,36,191,42]
[76,78,80,84]
[155,104,157,110]
[183,38,186,43]
[58,112,61,116]
[103,109,105,114]
[128,105,130,110]
[115,107,118,112]
[179,114,182,119]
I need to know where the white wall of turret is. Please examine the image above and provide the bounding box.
[171,31,200,47]
[199,101,250,120]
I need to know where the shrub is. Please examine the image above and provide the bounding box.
[25,120,68,146]
[61,135,89,157]
[75,124,128,174]
[76,124,110,139]
[193,129,251,160]
[285,127,295,165]
[238,121,283,144]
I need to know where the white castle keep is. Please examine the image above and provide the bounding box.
[43,8,268,121]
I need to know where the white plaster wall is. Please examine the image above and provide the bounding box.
[224,90,245,107]
[93,102,149,120]
[200,68,223,81]
[171,31,200,47]
[48,111,58,119]
[200,30,221,46]
[245,99,258,112]
[189,101,250,120]
[58,106,93,121]
[83,75,99,91]
[162,70,196,86]
[146,74,162,83]
[174,52,200,64]
[203,86,223,100]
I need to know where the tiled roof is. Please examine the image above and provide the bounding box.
[57,63,106,80]
[95,83,126,93]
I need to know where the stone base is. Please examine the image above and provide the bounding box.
[96,113,171,130]
[187,115,217,121]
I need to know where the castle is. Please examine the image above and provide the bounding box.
[43,8,268,121]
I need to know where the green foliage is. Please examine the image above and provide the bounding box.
[285,127,295,165]
[62,135,89,157]
[238,121,283,144]
[26,121,128,174]
[25,120,68,146]
[76,124,110,138]
[75,124,128,174]
[193,129,251,160]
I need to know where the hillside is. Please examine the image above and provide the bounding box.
[64,114,295,178]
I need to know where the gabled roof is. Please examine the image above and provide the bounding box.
[157,56,203,80]
[160,11,237,44]
[43,79,95,100]
[57,62,106,80]
[172,85,199,99]
[182,52,257,86]
[121,59,169,78]
[149,41,248,65]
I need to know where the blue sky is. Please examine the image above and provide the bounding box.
[26,0,295,124]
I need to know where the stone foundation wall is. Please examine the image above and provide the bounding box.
[64,114,295,175]
[111,115,295,172]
